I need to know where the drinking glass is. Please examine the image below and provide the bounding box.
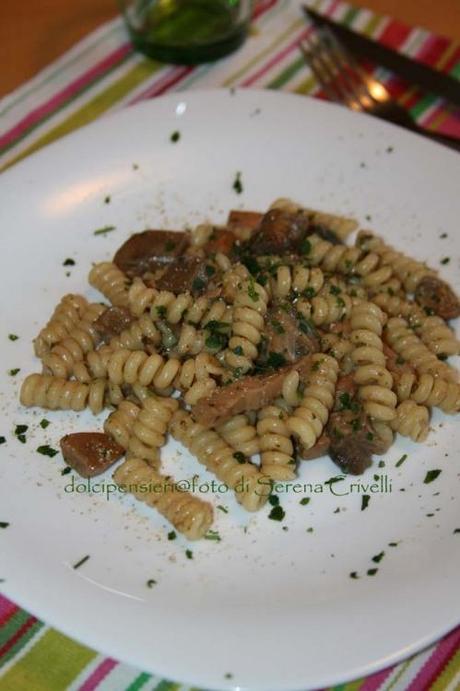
[119,0,253,64]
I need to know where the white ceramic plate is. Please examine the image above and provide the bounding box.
[1,90,459,691]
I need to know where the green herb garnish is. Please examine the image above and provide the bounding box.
[37,445,59,457]
[217,505,228,514]
[299,497,310,506]
[330,285,341,295]
[395,454,408,467]
[63,258,75,266]
[268,494,280,507]
[205,530,221,542]
[9,368,20,376]
[372,551,385,563]
[73,555,90,570]
[266,352,287,369]
[104,195,111,204]
[156,305,167,319]
[440,257,450,265]
[147,579,157,587]
[205,265,215,277]
[367,568,378,576]
[299,238,311,255]
[361,495,370,511]
[270,319,285,335]
[40,419,50,429]
[61,467,71,476]
[185,549,193,559]
[93,225,115,236]
[247,279,259,302]
[232,345,243,356]
[349,572,359,579]
[170,130,181,143]
[268,505,285,522]
[424,469,441,484]
[0,437,5,445]
[8,334,19,341]
[167,531,177,541]
[0,522,9,529]
[233,452,246,464]
[15,424,28,436]
[192,277,206,292]
[232,171,243,194]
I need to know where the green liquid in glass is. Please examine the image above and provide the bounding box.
[128,0,248,64]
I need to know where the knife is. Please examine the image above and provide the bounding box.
[303,6,460,109]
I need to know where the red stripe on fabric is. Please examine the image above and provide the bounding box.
[0,43,132,151]
[406,628,460,691]
[377,19,412,49]
[252,0,278,21]
[325,0,343,18]
[358,662,395,691]
[129,66,194,105]
[77,658,118,691]
[416,34,450,67]
[241,26,312,87]
[0,616,37,659]
[0,596,18,627]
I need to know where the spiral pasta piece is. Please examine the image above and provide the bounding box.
[268,265,324,299]
[20,374,106,414]
[113,457,213,540]
[170,410,269,511]
[372,292,425,324]
[385,318,456,382]
[286,354,339,449]
[395,371,460,414]
[416,316,460,357]
[41,303,106,378]
[356,231,434,293]
[34,294,89,357]
[390,400,430,442]
[350,301,397,422]
[297,291,353,326]
[225,279,268,373]
[217,415,260,456]
[129,396,178,465]
[269,198,358,239]
[221,263,250,302]
[104,400,140,449]
[257,405,296,480]
[110,313,160,351]
[89,262,129,307]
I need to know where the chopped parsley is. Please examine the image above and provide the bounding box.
[192,277,206,292]
[440,232,448,239]
[73,555,90,570]
[0,437,5,445]
[104,195,111,204]
[165,240,176,252]
[349,571,359,579]
[440,257,450,265]
[424,469,441,484]
[217,505,228,514]
[386,146,394,153]
[205,264,215,277]
[146,579,157,587]
[233,452,246,464]
[205,332,228,350]
[339,392,360,413]
[40,419,50,429]
[61,466,71,476]
[366,432,374,442]
[156,305,167,318]
[268,505,285,521]
[453,529,460,534]
[8,334,19,341]
[93,225,116,236]
[266,352,287,369]
[270,319,285,335]
[329,284,341,295]
[372,551,385,563]
[224,673,233,680]
[36,445,59,458]
[0,522,10,529]
[395,454,408,467]
[185,549,193,559]
[299,238,311,255]
[170,130,181,142]
[232,171,243,194]
[388,542,399,547]
[350,418,361,432]
[15,424,28,436]
[8,368,20,376]
[205,530,221,542]
[268,494,280,507]
[247,279,259,302]
[63,258,75,266]
[367,568,378,576]
[361,494,370,511]
[299,497,310,506]
[167,531,177,541]
[232,345,243,356]
[302,286,316,299]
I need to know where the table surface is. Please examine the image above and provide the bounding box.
[1,0,460,99]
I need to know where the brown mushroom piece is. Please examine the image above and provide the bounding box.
[244,208,312,255]
[155,256,212,295]
[414,275,460,320]
[113,230,189,277]
[192,355,313,427]
[93,306,135,344]
[263,304,320,363]
[60,433,125,478]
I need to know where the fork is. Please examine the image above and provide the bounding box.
[300,29,460,152]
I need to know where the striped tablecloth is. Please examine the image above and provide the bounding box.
[1,0,459,689]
